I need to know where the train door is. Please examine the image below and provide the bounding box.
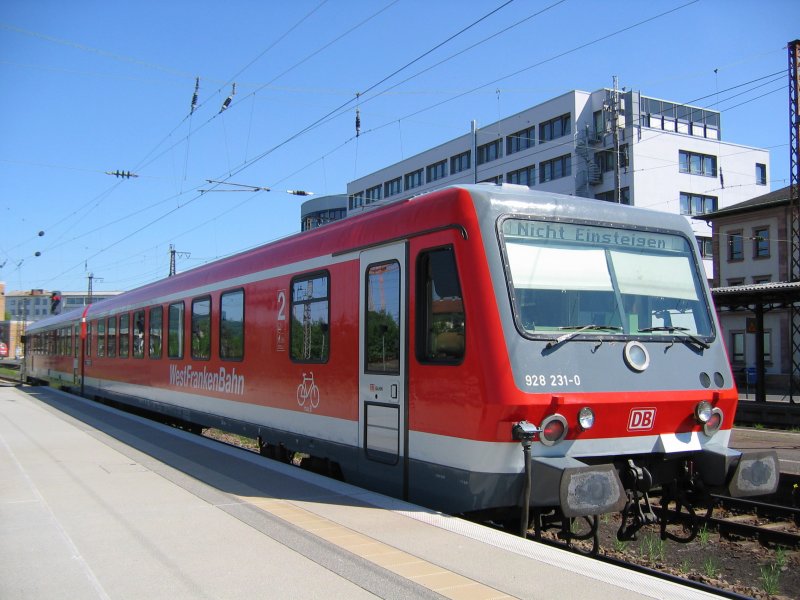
[359,242,408,498]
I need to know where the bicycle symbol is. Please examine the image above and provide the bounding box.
[297,372,320,409]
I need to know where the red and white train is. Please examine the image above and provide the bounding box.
[24,184,778,541]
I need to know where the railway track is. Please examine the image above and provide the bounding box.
[706,493,800,547]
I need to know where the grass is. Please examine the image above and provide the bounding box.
[0,365,21,379]
[613,538,628,553]
[639,533,666,563]
[697,523,711,546]
[703,556,720,579]
[760,564,781,596]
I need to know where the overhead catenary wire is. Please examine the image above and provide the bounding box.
[36,1,521,287]
[17,0,780,290]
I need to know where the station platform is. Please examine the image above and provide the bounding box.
[0,383,723,600]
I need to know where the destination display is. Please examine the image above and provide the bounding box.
[502,219,688,253]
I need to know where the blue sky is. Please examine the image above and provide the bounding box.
[1,0,797,295]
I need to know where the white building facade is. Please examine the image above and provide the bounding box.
[346,88,771,277]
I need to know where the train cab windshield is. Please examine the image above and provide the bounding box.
[500,218,713,341]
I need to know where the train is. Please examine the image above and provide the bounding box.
[24,183,778,544]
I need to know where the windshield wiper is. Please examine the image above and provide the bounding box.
[637,326,710,349]
[546,324,622,349]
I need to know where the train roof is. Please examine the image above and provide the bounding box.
[27,184,696,331]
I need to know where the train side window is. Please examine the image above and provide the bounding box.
[416,247,466,364]
[119,314,130,358]
[365,261,400,374]
[290,272,329,363]
[168,302,184,359]
[86,321,92,358]
[107,316,117,358]
[132,310,145,359]
[97,319,105,357]
[220,289,244,361]
[191,296,211,360]
[149,306,163,359]
[74,324,80,357]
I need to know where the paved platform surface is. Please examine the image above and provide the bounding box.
[0,383,723,600]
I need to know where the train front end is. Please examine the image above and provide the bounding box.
[474,185,779,538]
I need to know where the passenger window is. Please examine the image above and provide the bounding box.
[290,273,329,363]
[220,289,244,361]
[119,314,130,358]
[365,261,400,374]
[417,247,466,364]
[107,316,117,358]
[133,310,145,358]
[149,306,163,359]
[97,320,105,357]
[168,302,184,359]
[191,297,211,360]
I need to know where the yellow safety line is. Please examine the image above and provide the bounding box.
[237,495,517,600]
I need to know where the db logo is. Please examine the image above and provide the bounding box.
[628,408,656,431]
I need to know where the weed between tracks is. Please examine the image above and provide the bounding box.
[554,515,800,599]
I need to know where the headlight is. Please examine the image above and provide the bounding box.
[703,407,723,436]
[694,400,713,423]
[578,407,595,430]
[539,414,568,446]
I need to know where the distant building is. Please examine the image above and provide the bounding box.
[4,288,122,322]
[697,186,798,392]
[347,87,770,277]
[300,194,348,231]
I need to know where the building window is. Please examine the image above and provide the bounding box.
[727,231,743,261]
[507,165,536,187]
[349,191,364,210]
[426,160,447,183]
[220,289,244,361]
[365,185,382,203]
[730,332,744,363]
[416,246,465,364]
[679,150,717,177]
[507,126,535,154]
[384,177,402,197]
[477,139,501,165]
[680,192,718,215]
[753,227,770,258]
[592,110,605,141]
[450,150,471,174]
[168,301,184,359]
[404,168,423,190]
[594,187,631,205]
[539,154,572,183]
[756,163,767,185]
[726,278,745,287]
[191,297,211,360]
[539,113,571,143]
[763,331,772,363]
[752,275,771,284]
[480,175,503,184]
[696,236,713,259]
[595,146,627,174]
[291,272,329,362]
